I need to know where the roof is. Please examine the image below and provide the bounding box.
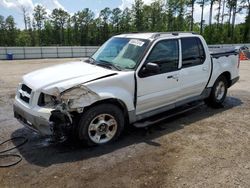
[115,32,199,40]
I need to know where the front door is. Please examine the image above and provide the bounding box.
[136,39,181,115]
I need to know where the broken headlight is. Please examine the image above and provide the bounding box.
[61,86,90,100]
[38,93,60,107]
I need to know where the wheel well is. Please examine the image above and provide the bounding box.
[83,98,129,124]
[220,72,232,87]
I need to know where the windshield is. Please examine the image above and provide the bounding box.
[92,37,149,70]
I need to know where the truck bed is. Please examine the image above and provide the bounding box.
[210,48,238,59]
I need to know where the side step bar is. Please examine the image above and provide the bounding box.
[133,102,204,128]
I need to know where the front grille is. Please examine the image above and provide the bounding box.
[20,95,30,103]
[19,84,32,104]
[21,84,32,94]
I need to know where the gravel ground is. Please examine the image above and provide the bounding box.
[0,58,249,188]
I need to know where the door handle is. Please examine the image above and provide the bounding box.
[167,74,179,81]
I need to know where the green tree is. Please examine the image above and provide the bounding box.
[174,0,187,31]
[0,15,5,46]
[50,8,70,45]
[111,8,122,33]
[100,7,111,42]
[33,5,47,45]
[5,16,17,46]
[91,18,102,45]
[44,20,54,45]
[71,14,79,45]
[1,0,250,47]
[142,5,151,31]
[65,17,73,45]
[133,0,144,31]
[26,16,36,46]
[120,8,132,32]
[75,8,94,45]
[166,0,179,31]
[15,31,31,46]
[150,0,165,31]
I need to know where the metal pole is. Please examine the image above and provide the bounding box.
[5,47,7,60]
[41,47,43,59]
[23,47,26,59]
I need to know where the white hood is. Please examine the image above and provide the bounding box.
[23,61,117,92]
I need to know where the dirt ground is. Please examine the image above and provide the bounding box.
[0,58,249,188]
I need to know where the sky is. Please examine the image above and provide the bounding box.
[0,0,246,29]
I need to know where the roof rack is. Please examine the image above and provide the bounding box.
[115,31,198,40]
[119,31,155,35]
[150,31,198,39]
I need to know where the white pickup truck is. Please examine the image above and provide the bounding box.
[14,32,240,145]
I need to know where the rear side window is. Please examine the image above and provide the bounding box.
[181,37,205,68]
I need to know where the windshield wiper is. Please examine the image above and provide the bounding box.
[81,56,96,65]
[85,56,97,64]
[97,59,122,71]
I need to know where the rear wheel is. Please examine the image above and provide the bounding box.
[77,104,124,146]
[205,75,228,108]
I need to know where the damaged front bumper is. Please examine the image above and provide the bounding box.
[14,84,99,138]
[13,97,53,135]
[14,100,73,141]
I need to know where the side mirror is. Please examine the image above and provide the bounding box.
[144,62,160,73]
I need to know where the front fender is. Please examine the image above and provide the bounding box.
[42,72,136,116]
[90,87,135,111]
[85,72,135,111]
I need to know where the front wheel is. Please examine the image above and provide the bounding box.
[77,104,124,146]
[205,75,228,108]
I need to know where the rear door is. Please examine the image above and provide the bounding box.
[136,39,181,115]
[178,37,211,101]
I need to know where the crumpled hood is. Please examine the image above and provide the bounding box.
[23,61,116,92]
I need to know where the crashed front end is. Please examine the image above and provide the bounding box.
[14,83,99,140]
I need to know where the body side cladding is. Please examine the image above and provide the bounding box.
[128,110,136,123]
[221,71,231,86]
[229,76,240,88]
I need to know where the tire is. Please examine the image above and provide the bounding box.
[76,104,124,146]
[205,75,228,108]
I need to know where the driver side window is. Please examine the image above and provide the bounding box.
[146,39,179,74]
